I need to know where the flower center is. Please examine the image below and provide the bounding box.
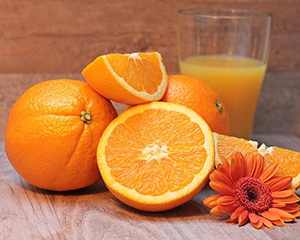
[234,176,273,213]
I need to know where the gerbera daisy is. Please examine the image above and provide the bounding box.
[204,152,300,229]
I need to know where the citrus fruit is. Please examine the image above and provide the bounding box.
[160,75,230,135]
[5,79,118,191]
[213,133,300,189]
[262,146,300,189]
[213,133,258,166]
[82,52,168,105]
[97,102,214,211]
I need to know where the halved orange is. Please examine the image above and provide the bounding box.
[97,102,215,211]
[214,133,300,189]
[82,52,168,105]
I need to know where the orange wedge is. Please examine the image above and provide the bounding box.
[213,133,300,189]
[262,146,300,189]
[213,133,259,166]
[97,102,214,211]
[82,52,168,105]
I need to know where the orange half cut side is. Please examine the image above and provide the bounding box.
[97,102,215,211]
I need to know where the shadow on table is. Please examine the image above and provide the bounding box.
[19,178,108,196]
[107,184,228,222]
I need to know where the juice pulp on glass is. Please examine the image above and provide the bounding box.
[179,55,267,139]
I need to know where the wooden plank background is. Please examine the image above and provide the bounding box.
[0,0,299,139]
[0,0,299,73]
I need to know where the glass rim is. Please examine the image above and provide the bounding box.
[177,8,272,20]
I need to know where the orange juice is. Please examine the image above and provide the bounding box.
[180,55,267,139]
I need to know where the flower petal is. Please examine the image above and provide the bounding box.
[271,188,296,198]
[271,203,286,208]
[218,157,231,177]
[226,218,238,223]
[252,154,265,178]
[290,211,300,218]
[218,166,231,180]
[217,196,236,206]
[259,163,279,183]
[209,182,234,196]
[272,219,286,227]
[250,218,263,229]
[261,211,281,221]
[266,176,292,192]
[228,206,244,222]
[245,153,255,177]
[249,213,260,224]
[203,195,221,208]
[238,210,249,226]
[268,208,296,222]
[260,216,275,229]
[210,170,233,187]
[220,156,230,171]
[230,152,245,182]
[272,194,300,204]
[210,206,228,215]
[217,203,239,214]
[279,203,300,213]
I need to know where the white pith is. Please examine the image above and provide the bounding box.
[141,142,169,162]
[127,52,142,60]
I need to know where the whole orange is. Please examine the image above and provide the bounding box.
[160,75,230,135]
[5,79,117,191]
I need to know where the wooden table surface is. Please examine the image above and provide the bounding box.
[1,134,300,240]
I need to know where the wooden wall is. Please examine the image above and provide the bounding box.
[0,0,299,139]
[0,0,299,74]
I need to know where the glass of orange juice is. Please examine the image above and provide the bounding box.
[177,9,272,139]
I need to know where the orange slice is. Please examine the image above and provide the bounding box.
[97,102,214,211]
[214,133,300,189]
[82,52,168,105]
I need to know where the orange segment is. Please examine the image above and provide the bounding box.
[159,157,195,192]
[260,147,300,189]
[214,133,300,189]
[168,146,207,174]
[82,52,168,104]
[213,133,258,166]
[97,102,214,211]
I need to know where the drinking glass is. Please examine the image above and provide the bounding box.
[177,9,272,139]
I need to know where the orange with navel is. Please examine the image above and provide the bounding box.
[5,79,117,191]
[160,75,230,135]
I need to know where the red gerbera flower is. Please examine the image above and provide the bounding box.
[204,152,300,229]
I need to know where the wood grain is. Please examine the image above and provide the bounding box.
[0,0,299,74]
[1,134,300,240]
